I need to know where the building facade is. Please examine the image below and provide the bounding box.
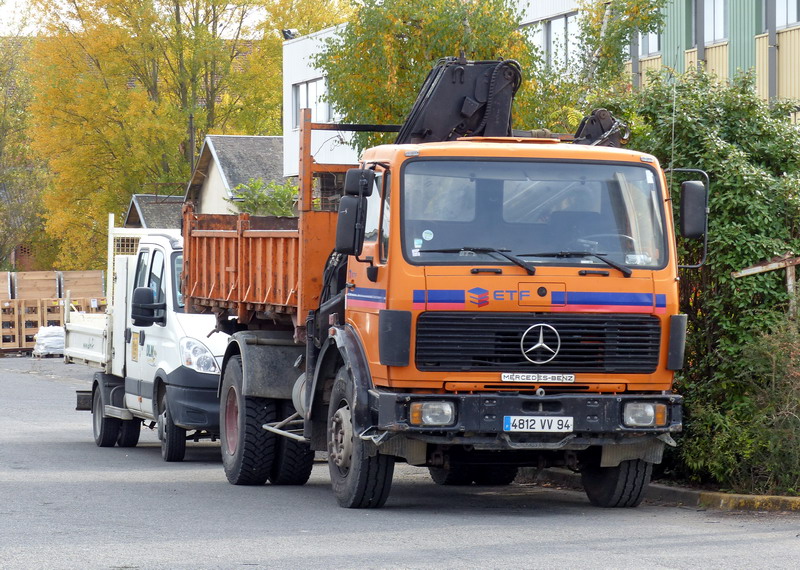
[281,0,800,173]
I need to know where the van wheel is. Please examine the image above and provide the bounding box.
[581,458,652,508]
[327,366,394,508]
[220,355,277,485]
[160,392,186,462]
[92,389,120,447]
[117,419,141,448]
[472,465,519,486]
[269,400,314,485]
[428,466,473,486]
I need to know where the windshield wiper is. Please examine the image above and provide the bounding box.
[421,246,536,275]
[521,251,632,278]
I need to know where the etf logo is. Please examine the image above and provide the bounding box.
[468,287,489,307]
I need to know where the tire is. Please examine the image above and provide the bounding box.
[269,400,315,486]
[581,458,652,508]
[327,366,394,508]
[428,466,474,486]
[160,392,186,462]
[92,388,120,447]
[117,419,141,448]
[220,355,277,485]
[472,465,519,486]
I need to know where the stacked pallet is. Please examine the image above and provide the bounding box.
[1,300,18,349]
[0,270,105,351]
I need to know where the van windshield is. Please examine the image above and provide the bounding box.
[401,159,667,269]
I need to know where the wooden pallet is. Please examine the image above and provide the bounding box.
[0,300,19,349]
[15,271,59,300]
[61,270,104,299]
[19,299,42,349]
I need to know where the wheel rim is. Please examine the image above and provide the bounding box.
[329,402,353,474]
[92,393,101,438]
[157,395,166,441]
[224,387,239,455]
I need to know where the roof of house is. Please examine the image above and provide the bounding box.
[184,135,284,203]
[124,194,184,229]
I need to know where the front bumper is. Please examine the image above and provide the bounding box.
[370,391,682,450]
[165,366,220,433]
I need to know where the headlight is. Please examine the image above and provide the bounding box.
[623,402,667,427]
[179,337,219,374]
[409,401,456,426]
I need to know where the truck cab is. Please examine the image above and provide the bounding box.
[70,229,228,461]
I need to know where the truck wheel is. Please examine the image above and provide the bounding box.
[472,465,519,486]
[220,355,277,485]
[581,458,652,508]
[269,400,314,486]
[428,466,474,486]
[160,392,186,462]
[92,389,121,447]
[327,366,394,508]
[117,419,141,448]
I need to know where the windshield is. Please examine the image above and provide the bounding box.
[402,159,666,269]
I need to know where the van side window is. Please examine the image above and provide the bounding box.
[134,250,150,289]
[148,250,167,320]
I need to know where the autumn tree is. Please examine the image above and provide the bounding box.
[25,0,352,268]
[314,0,539,150]
[0,33,52,269]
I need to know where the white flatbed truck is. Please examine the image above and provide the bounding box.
[70,221,227,461]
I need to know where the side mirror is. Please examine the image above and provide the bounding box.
[131,287,166,327]
[335,195,367,256]
[344,168,375,197]
[680,180,707,239]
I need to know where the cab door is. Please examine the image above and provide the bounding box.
[137,248,170,417]
[125,249,150,412]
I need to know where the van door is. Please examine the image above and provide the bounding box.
[125,249,150,412]
[137,248,171,417]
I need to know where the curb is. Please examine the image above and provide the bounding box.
[520,468,800,511]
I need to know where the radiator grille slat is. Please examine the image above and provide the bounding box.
[415,312,661,373]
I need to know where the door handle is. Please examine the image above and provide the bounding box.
[139,330,145,345]
[125,328,131,343]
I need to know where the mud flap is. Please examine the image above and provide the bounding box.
[600,438,664,467]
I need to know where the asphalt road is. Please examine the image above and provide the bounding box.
[1,355,799,569]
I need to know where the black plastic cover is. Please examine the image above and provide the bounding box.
[379,310,411,366]
[667,314,688,370]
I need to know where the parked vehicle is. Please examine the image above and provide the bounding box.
[182,57,708,508]
[70,224,227,461]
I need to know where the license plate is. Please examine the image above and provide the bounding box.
[503,416,574,432]
[501,373,575,383]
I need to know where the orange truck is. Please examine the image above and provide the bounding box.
[182,58,708,509]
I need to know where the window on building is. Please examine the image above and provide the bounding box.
[292,78,330,128]
[639,30,661,57]
[531,12,581,71]
[774,0,800,28]
[700,0,728,44]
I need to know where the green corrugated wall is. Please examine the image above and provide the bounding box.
[660,0,761,78]
[661,0,692,74]
[728,0,760,76]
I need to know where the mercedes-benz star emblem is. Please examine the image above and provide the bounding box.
[520,323,561,364]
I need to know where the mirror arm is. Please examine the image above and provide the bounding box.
[666,167,710,270]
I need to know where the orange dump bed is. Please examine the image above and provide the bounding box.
[182,204,338,329]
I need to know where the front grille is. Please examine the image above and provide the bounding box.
[415,312,661,373]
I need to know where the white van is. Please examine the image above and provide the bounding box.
[68,227,227,461]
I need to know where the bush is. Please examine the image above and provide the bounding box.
[228,178,298,217]
[598,69,800,494]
